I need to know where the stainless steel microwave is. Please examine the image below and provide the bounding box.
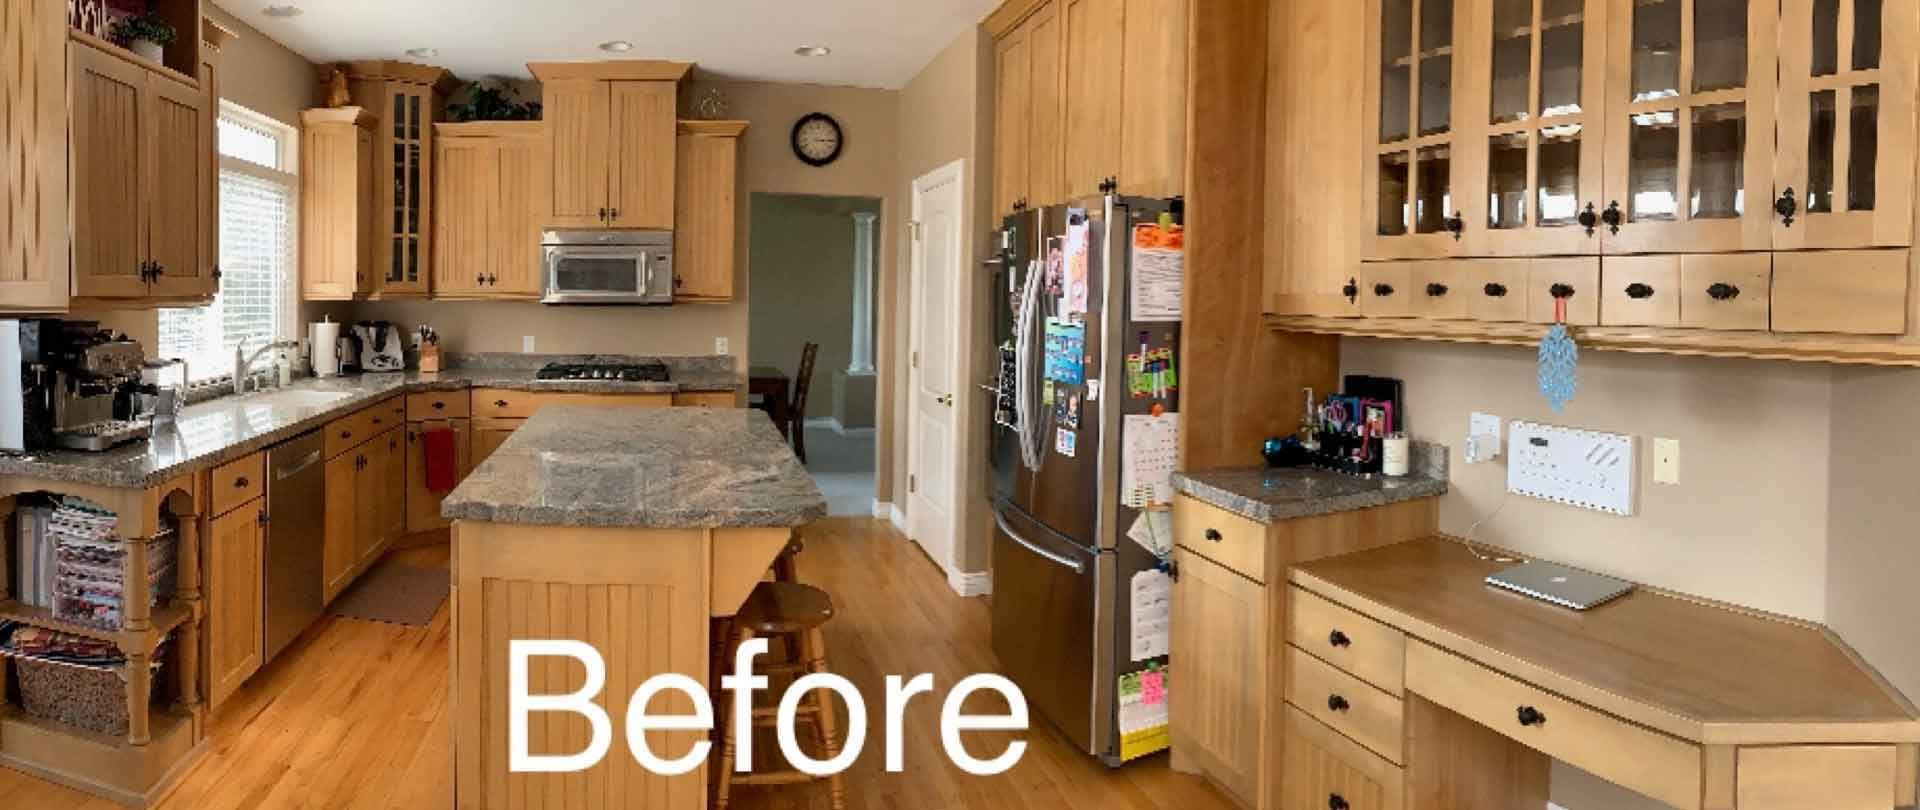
[541,230,675,305]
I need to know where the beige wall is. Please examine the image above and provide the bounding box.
[746,193,882,385]
[1826,366,1920,712]
[1341,338,1836,620]
[890,26,995,571]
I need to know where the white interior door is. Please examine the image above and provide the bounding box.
[907,160,965,574]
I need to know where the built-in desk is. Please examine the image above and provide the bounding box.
[1285,537,1920,810]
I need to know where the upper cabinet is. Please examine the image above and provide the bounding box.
[431,122,545,299]
[341,61,457,298]
[531,61,690,230]
[301,108,376,301]
[990,0,1187,216]
[674,121,748,302]
[0,0,68,311]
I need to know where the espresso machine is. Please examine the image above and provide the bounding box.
[1,319,156,453]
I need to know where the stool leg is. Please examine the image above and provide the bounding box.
[804,626,845,810]
[714,625,755,810]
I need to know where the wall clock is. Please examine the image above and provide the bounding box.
[791,112,844,167]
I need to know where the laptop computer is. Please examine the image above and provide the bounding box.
[1486,560,1636,610]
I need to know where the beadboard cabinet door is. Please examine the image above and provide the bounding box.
[993,20,1033,215]
[674,123,746,301]
[1170,548,1269,807]
[608,81,677,230]
[301,108,375,301]
[69,43,149,299]
[0,0,69,311]
[145,75,212,298]
[206,502,263,709]
[544,78,613,229]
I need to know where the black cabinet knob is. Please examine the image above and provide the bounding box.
[212,265,223,281]
[1445,211,1465,241]
[1601,201,1623,235]
[1343,278,1360,303]
[432,401,446,410]
[339,430,352,440]
[1484,282,1509,298]
[1625,282,1655,300]
[1577,202,1599,236]
[1707,282,1740,301]
[1425,282,1449,297]
[1775,187,1798,228]
[1329,629,1352,648]
[1516,705,1547,727]
[1373,283,1395,297]
[1550,283,1576,300]
[1327,694,1350,712]
[1329,795,1350,810]
[234,476,249,489]
[1204,528,1223,543]
[495,399,510,408]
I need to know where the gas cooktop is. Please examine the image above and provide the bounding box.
[534,362,671,382]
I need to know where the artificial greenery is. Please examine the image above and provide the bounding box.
[109,12,177,48]
[446,84,542,122]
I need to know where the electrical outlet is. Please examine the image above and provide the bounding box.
[715,337,729,355]
[521,336,536,354]
[1653,437,1680,484]
[1466,412,1503,464]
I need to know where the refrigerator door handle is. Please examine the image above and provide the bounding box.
[994,511,1086,574]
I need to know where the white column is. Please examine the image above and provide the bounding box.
[848,212,879,375]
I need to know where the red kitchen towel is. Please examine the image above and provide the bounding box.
[424,427,458,493]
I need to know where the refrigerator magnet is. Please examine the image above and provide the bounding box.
[1055,427,1077,457]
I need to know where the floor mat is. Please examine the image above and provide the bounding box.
[327,561,450,626]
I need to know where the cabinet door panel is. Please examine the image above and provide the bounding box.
[1063,0,1125,198]
[544,79,610,228]
[1027,1,1066,206]
[1773,0,1916,249]
[1599,0,1777,254]
[1772,248,1908,334]
[323,452,357,603]
[1463,258,1531,321]
[608,81,677,229]
[1409,261,1470,319]
[490,135,544,296]
[1359,263,1416,317]
[302,117,372,300]
[673,132,740,300]
[407,419,471,533]
[374,86,433,297]
[1679,252,1771,330]
[1266,0,1368,317]
[69,44,148,299]
[1170,549,1267,807]
[1282,707,1403,810]
[355,442,384,567]
[471,420,520,469]
[994,25,1032,215]
[207,504,263,708]
[1362,0,1478,260]
[1117,0,1188,198]
[432,140,494,298]
[1599,255,1682,326]
[0,0,69,309]
[146,76,211,298]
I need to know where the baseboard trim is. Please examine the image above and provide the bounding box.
[871,499,892,518]
[947,568,992,597]
[809,416,876,437]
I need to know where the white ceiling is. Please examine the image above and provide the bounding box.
[214,0,999,90]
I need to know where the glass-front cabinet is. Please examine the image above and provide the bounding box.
[1773,0,1915,250]
[1477,0,1608,256]
[1364,0,1477,260]
[342,62,453,299]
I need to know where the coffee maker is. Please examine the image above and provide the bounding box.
[1,319,156,453]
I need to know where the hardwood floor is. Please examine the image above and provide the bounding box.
[0,518,1236,810]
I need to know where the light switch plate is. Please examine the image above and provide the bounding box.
[1466,412,1502,463]
[521,336,536,353]
[1653,437,1680,484]
[715,337,729,355]
[1507,421,1637,516]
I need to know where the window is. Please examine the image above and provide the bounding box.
[157,103,299,383]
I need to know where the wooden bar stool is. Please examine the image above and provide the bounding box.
[714,581,844,810]
[770,536,805,583]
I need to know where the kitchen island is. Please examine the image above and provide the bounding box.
[441,405,826,810]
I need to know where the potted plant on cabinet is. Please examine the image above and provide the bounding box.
[108,6,177,65]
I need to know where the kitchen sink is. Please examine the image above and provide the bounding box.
[236,389,359,410]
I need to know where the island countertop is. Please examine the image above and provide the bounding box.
[441,406,826,529]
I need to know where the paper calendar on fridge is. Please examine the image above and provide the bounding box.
[1121,413,1179,508]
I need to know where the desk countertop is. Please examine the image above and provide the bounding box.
[1292,537,1920,744]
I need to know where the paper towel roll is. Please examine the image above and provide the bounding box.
[310,321,341,377]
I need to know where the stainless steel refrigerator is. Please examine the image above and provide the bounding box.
[986,194,1180,766]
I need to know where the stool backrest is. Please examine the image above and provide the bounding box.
[791,342,820,421]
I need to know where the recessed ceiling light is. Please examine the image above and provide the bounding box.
[261,4,302,17]
[794,45,832,57]
[599,40,634,53]
[405,47,438,58]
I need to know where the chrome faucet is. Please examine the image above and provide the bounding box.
[234,338,301,395]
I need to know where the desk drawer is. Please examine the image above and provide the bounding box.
[1283,706,1405,810]
[1172,493,1268,582]
[1290,587,1405,695]
[408,390,471,420]
[1287,646,1404,764]
[1405,640,1701,810]
[209,452,264,517]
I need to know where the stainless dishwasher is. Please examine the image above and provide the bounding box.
[265,430,327,663]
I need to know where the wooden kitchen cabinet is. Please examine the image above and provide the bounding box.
[470,419,520,469]
[301,108,376,301]
[322,402,407,603]
[992,0,1065,215]
[532,62,691,230]
[0,0,68,311]
[406,418,472,534]
[341,61,456,298]
[1171,547,1268,807]
[675,121,747,301]
[145,73,215,298]
[1059,0,1188,201]
[432,122,545,299]
[323,451,358,603]
[1280,707,1404,810]
[206,499,264,709]
[1360,0,1475,260]
[1263,0,1366,317]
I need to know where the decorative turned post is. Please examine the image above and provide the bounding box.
[173,512,203,713]
[121,533,152,636]
[123,651,152,746]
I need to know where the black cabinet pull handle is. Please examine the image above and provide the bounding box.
[257,509,268,527]
[1343,278,1360,303]
[1601,201,1623,235]
[598,207,609,222]
[1550,283,1576,300]
[1707,282,1740,301]
[1328,795,1350,810]
[432,401,446,410]
[1204,528,1223,543]
[339,430,352,440]
[1484,282,1509,298]
[489,273,499,285]
[211,265,222,281]
[1516,705,1547,727]
[495,399,509,408]
[1329,629,1351,648]
[608,208,620,220]
[1625,282,1655,300]
[1578,202,1599,236]
[1445,211,1465,241]
[1327,694,1351,713]
[234,476,249,489]
[1425,282,1449,297]
[1775,187,1798,228]
[476,273,485,286]
[1373,283,1396,297]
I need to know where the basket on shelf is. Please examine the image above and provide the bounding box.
[2,621,170,738]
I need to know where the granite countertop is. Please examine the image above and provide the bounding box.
[0,357,746,490]
[1171,441,1450,523]
[441,406,826,529]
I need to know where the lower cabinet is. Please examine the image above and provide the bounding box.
[205,499,264,709]
[1170,547,1269,806]
[470,418,521,469]
[323,420,404,604]
[405,417,472,533]
[1281,707,1403,810]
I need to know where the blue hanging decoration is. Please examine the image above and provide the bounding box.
[1537,293,1579,412]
